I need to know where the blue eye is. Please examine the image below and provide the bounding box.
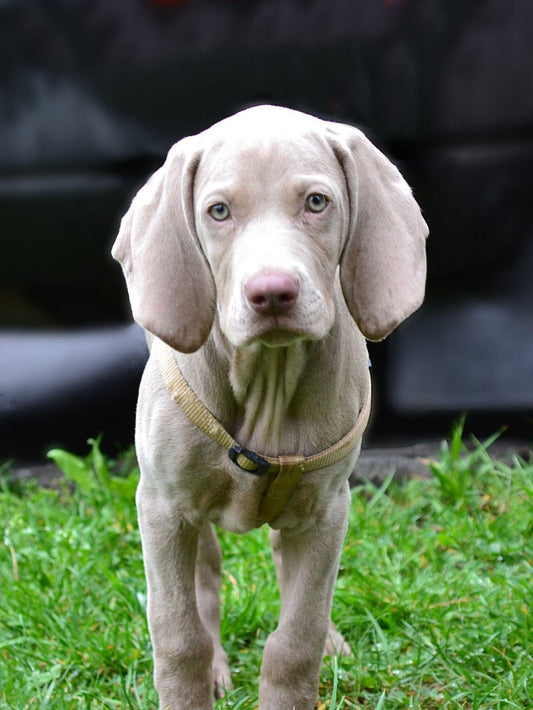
[305,193,329,213]
[209,203,230,221]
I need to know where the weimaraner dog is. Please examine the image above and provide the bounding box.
[112,105,427,709]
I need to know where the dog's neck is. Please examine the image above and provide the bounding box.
[229,340,308,447]
[181,300,368,459]
[205,322,363,458]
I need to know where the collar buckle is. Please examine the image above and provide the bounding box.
[229,445,270,476]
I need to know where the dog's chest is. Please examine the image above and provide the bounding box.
[193,446,357,534]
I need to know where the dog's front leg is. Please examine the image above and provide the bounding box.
[137,483,215,710]
[259,482,351,710]
[195,522,232,698]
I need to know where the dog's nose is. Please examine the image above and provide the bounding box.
[245,270,300,315]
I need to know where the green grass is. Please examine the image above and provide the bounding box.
[1,426,532,709]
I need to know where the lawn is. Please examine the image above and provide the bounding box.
[1,425,532,709]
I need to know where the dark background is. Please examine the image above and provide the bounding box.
[1,0,532,461]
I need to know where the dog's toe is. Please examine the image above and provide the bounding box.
[213,650,232,699]
[324,621,353,657]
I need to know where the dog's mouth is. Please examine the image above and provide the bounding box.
[255,328,306,347]
[224,295,331,349]
[244,317,319,348]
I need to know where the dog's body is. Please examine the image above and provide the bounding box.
[113,105,427,709]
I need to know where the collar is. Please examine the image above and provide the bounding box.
[153,337,371,524]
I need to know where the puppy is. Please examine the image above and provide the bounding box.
[112,105,427,709]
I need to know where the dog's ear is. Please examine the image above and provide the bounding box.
[329,124,428,341]
[112,138,216,353]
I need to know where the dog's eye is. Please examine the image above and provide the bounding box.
[305,193,329,213]
[209,203,230,221]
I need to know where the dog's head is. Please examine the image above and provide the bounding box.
[112,105,428,352]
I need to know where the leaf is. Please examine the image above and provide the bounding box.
[47,449,94,493]
[88,436,112,489]
[109,473,139,501]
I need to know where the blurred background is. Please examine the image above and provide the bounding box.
[1,0,532,461]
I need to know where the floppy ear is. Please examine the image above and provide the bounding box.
[330,125,428,341]
[112,138,216,353]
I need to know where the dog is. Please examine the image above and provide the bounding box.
[112,105,427,709]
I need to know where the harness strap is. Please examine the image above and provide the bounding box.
[154,338,371,523]
[256,457,306,525]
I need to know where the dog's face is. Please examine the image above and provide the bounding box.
[194,123,349,348]
[112,106,428,353]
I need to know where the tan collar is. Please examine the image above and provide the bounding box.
[154,338,371,524]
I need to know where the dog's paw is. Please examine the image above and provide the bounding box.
[324,621,353,658]
[213,650,232,699]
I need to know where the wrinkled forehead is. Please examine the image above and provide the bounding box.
[194,110,342,192]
